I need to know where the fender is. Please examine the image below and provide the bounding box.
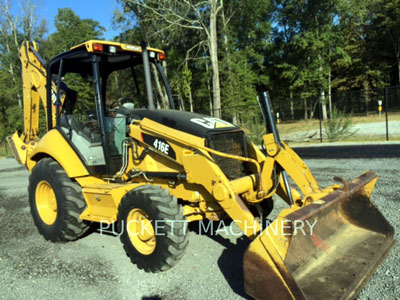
[28,129,89,178]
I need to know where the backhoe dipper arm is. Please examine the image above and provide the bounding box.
[8,41,52,166]
[19,41,49,142]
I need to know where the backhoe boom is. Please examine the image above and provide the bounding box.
[19,41,48,142]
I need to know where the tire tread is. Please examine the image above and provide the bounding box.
[118,185,188,272]
[28,157,90,242]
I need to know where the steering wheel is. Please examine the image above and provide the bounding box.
[110,97,132,109]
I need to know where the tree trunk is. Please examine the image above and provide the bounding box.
[209,0,222,119]
[328,67,332,119]
[318,53,327,120]
[204,54,213,116]
[232,113,238,124]
[184,60,194,112]
[151,64,169,108]
[209,97,213,117]
[309,99,314,120]
[163,60,167,77]
[221,7,234,107]
[178,95,185,111]
[304,98,308,120]
[363,81,370,116]
[290,90,294,120]
[2,3,22,108]
[320,89,327,120]
[189,90,194,112]
[397,55,400,86]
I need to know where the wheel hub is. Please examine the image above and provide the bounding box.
[127,208,156,255]
[35,180,58,225]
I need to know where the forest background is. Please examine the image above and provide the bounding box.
[0,0,399,143]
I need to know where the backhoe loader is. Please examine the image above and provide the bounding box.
[9,40,394,299]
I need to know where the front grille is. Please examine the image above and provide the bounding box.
[207,130,247,180]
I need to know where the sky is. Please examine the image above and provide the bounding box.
[11,0,123,39]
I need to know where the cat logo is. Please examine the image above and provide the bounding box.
[190,117,234,129]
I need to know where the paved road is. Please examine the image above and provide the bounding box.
[293,143,400,159]
[0,147,398,299]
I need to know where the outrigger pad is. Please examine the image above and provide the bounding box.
[243,171,395,300]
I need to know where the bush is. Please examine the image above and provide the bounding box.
[0,141,12,157]
[324,108,356,142]
[239,112,267,145]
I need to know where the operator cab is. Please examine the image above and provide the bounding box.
[47,40,174,175]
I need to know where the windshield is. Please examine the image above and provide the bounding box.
[104,59,172,111]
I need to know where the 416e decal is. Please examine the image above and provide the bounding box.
[141,133,176,159]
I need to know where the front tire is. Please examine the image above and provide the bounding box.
[118,185,188,272]
[28,157,90,242]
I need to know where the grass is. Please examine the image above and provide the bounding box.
[277,119,320,135]
[0,142,12,157]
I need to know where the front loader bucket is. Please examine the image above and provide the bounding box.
[243,171,394,300]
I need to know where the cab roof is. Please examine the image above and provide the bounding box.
[71,40,165,55]
[47,40,165,76]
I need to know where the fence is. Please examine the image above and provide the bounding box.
[211,86,400,143]
[275,86,400,121]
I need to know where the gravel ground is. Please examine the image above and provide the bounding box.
[0,143,398,300]
[351,121,400,136]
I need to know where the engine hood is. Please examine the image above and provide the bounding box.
[129,109,240,138]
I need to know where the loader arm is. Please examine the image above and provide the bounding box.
[243,92,395,300]
[261,133,334,207]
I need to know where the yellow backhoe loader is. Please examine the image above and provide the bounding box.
[9,40,394,299]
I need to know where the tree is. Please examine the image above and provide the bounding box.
[270,0,342,120]
[43,8,104,59]
[270,0,312,119]
[370,0,400,85]
[117,0,225,117]
[218,0,271,121]
[112,0,400,122]
[40,8,105,114]
[332,0,384,117]
[0,0,23,107]
[0,0,46,141]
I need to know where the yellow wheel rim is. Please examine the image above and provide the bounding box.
[126,208,156,255]
[35,180,58,225]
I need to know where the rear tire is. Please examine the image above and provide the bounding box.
[118,185,188,272]
[28,157,90,242]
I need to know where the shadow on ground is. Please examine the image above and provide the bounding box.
[293,144,400,159]
[189,221,252,299]
[216,236,252,299]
